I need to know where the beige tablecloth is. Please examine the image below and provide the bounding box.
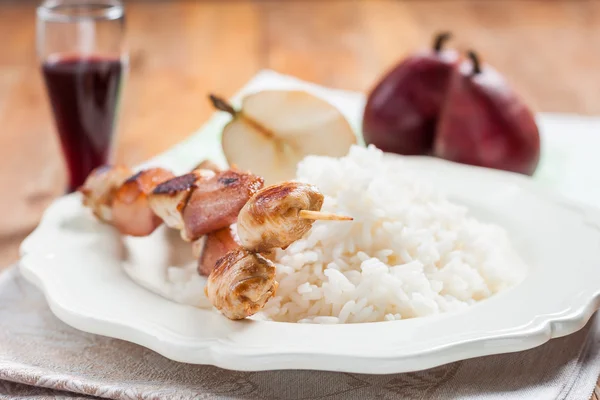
[1,265,599,400]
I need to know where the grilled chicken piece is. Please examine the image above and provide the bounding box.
[198,226,238,276]
[182,170,264,241]
[148,169,216,231]
[205,249,277,320]
[237,182,324,252]
[112,168,175,236]
[79,165,132,222]
[194,159,221,173]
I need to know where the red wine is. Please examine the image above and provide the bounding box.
[42,54,123,192]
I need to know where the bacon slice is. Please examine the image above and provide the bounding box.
[148,169,215,231]
[197,226,238,276]
[112,168,175,236]
[182,170,264,241]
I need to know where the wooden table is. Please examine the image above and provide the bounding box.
[1,0,599,396]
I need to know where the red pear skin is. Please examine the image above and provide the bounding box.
[434,51,540,176]
[362,33,459,155]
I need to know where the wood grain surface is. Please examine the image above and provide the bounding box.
[1,0,599,395]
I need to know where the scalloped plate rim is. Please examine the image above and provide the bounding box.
[17,154,600,374]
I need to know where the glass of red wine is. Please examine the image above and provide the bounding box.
[37,0,126,193]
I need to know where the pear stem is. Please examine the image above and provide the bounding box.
[209,94,237,116]
[467,50,482,76]
[433,32,452,52]
[299,210,353,221]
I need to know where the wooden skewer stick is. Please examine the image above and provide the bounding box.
[298,210,353,221]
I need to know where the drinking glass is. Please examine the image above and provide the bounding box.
[37,0,127,192]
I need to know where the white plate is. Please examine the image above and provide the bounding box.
[18,71,600,374]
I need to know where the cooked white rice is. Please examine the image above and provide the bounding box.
[258,145,527,323]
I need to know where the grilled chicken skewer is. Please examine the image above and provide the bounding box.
[80,163,263,242]
[80,164,351,320]
[205,182,352,320]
